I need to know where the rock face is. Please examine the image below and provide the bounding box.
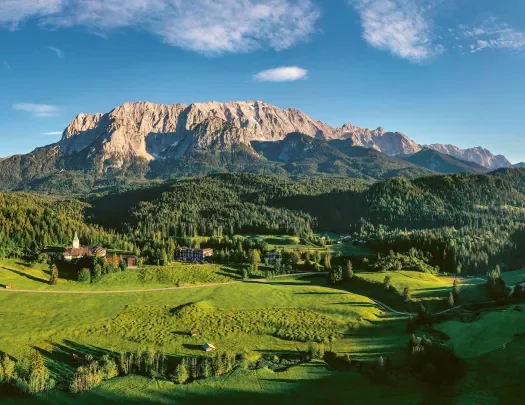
[334,124,422,156]
[55,101,426,168]
[17,100,511,172]
[425,144,511,170]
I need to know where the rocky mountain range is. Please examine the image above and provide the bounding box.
[424,144,511,170]
[0,100,516,192]
[55,101,510,169]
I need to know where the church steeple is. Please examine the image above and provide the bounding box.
[73,232,80,249]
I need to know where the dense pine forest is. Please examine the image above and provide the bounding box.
[3,169,525,276]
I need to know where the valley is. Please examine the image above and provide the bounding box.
[1,169,525,404]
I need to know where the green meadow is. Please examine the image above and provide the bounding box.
[1,259,524,404]
[0,259,241,291]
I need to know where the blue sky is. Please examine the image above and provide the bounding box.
[1,0,525,162]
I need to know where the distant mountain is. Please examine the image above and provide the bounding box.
[401,149,489,174]
[513,162,525,168]
[0,100,515,191]
[425,144,511,170]
[252,133,431,179]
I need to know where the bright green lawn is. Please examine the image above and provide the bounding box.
[356,271,486,302]
[0,281,406,360]
[435,305,525,359]
[0,259,241,291]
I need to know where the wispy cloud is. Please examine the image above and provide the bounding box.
[460,18,525,53]
[0,0,63,29]
[254,66,308,82]
[48,46,64,58]
[349,0,441,62]
[1,0,320,55]
[42,131,63,136]
[13,103,60,118]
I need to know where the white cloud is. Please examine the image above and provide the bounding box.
[42,131,63,136]
[350,0,442,62]
[461,18,525,53]
[0,0,63,29]
[13,103,60,118]
[1,0,319,55]
[254,66,308,82]
[48,46,64,58]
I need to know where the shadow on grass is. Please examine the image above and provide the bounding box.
[182,344,205,352]
[293,291,347,295]
[0,266,48,284]
[32,340,113,380]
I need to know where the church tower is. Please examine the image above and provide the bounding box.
[73,232,80,249]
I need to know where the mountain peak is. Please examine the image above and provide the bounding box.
[425,144,511,170]
[47,100,513,173]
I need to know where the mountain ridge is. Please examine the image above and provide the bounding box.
[0,100,515,192]
[54,100,510,170]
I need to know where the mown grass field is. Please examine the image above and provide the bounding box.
[0,259,241,291]
[355,271,487,303]
[1,260,522,405]
[268,271,487,313]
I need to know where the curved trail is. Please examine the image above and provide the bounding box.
[0,267,512,316]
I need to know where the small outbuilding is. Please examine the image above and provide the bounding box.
[190,329,200,337]
[5,284,12,289]
[203,343,216,352]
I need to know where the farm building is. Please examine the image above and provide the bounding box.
[203,343,216,352]
[122,255,138,268]
[176,247,213,261]
[43,232,107,262]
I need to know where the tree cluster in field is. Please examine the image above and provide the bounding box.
[68,348,239,393]
[364,249,439,274]
[0,352,55,395]
[408,335,466,385]
[76,255,128,283]
[486,265,508,300]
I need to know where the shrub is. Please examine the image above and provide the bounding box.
[78,268,91,283]
[173,364,188,384]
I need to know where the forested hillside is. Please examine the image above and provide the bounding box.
[88,169,525,275]
[0,193,123,258]
[3,170,525,276]
[89,174,367,237]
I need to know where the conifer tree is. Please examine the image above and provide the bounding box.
[49,264,59,285]
[173,364,188,384]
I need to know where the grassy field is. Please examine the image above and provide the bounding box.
[2,361,441,405]
[269,271,487,313]
[0,259,241,291]
[237,234,372,257]
[501,267,525,285]
[355,271,487,303]
[431,304,525,404]
[1,259,519,404]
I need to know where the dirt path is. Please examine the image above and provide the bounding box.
[0,270,324,295]
[0,266,516,317]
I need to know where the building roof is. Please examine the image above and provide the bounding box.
[203,343,216,350]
